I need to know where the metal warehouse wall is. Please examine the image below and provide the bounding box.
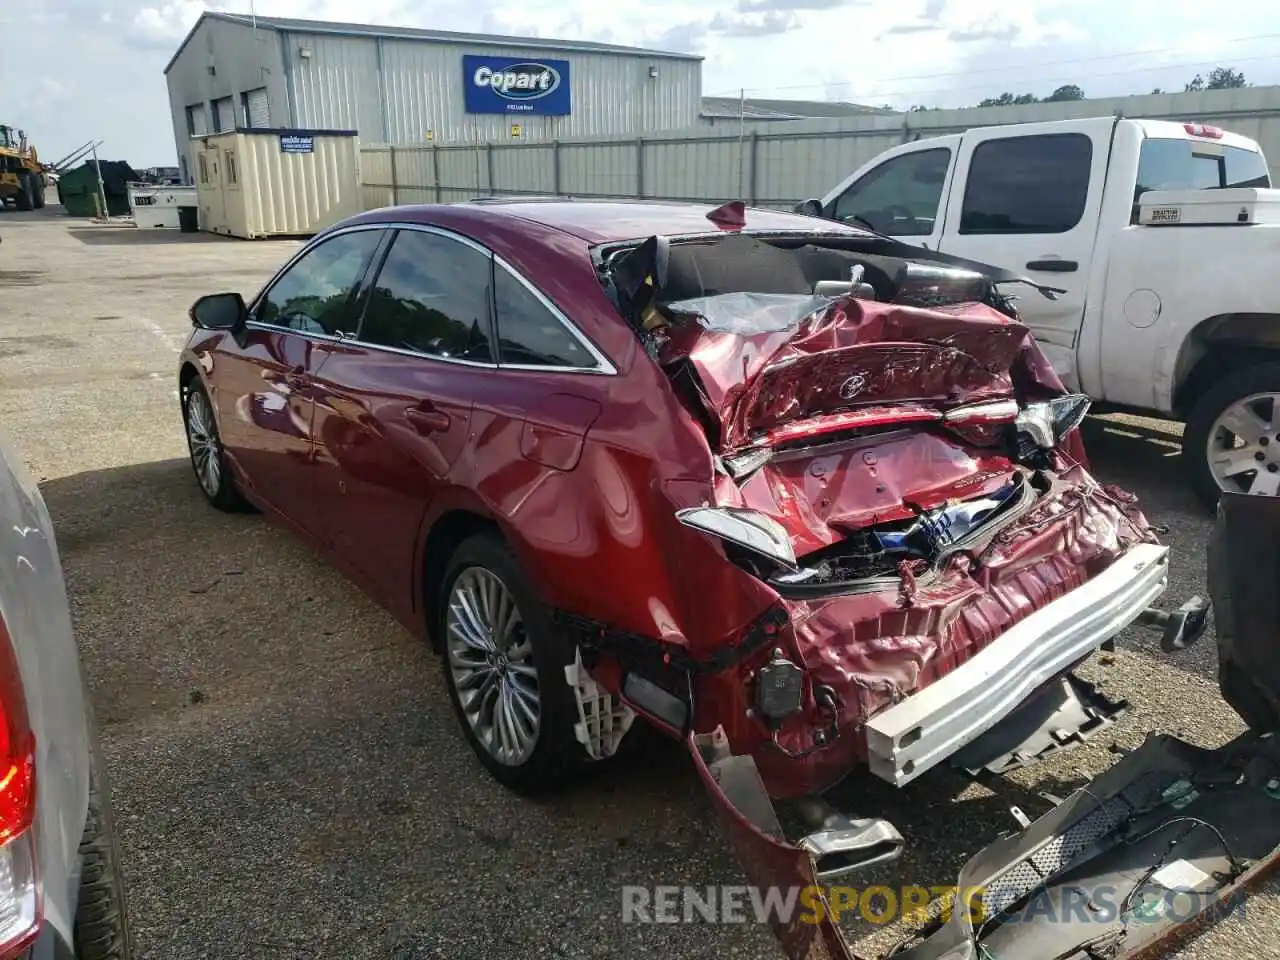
[360,85,1280,211]
[280,31,702,143]
[166,18,289,179]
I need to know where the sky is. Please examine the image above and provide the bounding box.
[2,0,1277,166]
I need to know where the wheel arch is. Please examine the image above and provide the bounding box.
[178,360,201,398]
[417,504,506,654]
[1173,313,1280,417]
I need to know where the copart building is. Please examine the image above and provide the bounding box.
[163,12,703,184]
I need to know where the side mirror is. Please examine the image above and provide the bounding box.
[793,199,824,218]
[190,292,247,331]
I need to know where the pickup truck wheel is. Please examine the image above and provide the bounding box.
[1184,363,1280,508]
[437,533,587,794]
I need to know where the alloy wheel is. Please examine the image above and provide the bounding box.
[1207,392,1280,496]
[445,567,541,766]
[185,389,222,498]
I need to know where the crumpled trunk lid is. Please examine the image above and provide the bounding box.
[660,294,1040,453]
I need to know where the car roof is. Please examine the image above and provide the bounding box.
[359,199,869,245]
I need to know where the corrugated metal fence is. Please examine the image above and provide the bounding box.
[360,85,1280,212]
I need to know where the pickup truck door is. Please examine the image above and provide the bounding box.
[819,136,962,250]
[933,118,1117,390]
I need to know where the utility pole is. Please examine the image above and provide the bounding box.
[90,142,108,220]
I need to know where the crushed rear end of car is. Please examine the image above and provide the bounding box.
[589,227,1164,796]
[689,490,1280,960]
[563,216,1280,958]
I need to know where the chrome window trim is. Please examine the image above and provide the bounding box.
[247,222,389,320]
[245,320,500,369]
[245,220,618,375]
[487,247,617,376]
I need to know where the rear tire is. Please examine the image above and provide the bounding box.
[437,533,587,794]
[1183,363,1280,510]
[73,751,132,960]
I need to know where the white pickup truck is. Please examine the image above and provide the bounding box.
[798,116,1277,507]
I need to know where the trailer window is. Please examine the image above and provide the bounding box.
[1134,138,1271,220]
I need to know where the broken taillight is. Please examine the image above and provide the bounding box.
[0,614,38,958]
[1014,394,1091,454]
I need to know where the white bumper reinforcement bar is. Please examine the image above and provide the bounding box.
[865,543,1170,787]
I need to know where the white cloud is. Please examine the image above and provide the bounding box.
[132,0,209,44]
[5,0,1279,167]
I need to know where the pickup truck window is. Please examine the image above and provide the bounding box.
[831,148,950,237]
[1132,139,1272,221]
[959,133,1092,235]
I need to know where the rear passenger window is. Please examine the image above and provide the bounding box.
[359,230,494,362]
[960,133,1092,235]
[493,265,597,369]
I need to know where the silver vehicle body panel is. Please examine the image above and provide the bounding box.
[0,429,92,946]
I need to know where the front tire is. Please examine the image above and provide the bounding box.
[1184,363,1280,509]
[32,175,45,210]
[437,533,587,793]
[14,174,33,212]
[182,380,248,511]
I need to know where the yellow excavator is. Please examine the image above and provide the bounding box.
[0,124,46,211]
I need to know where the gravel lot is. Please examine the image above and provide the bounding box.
[1,208,1275,959]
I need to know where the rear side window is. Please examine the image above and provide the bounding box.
[493,265,597,369]
[960,133,1093,235]
[359,230,494,362]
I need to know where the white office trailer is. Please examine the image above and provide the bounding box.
[192,128,361,239]
[163,12,704,186]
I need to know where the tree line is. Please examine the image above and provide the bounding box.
[907,66,1249,112]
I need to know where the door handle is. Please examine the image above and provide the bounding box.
[405,404,451,434]
[1025,259,1078,273]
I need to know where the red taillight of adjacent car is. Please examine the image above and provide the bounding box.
[0,614,38,959]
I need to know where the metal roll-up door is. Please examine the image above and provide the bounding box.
[245,88,270,128]
[186,104,209,137]
[212,96,235,132]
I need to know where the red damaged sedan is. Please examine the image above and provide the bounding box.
[178,199,1228,957]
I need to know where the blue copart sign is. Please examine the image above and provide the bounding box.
[463,55,571,115]
[280,135,314,154]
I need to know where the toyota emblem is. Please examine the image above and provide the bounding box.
[839,374,868,400]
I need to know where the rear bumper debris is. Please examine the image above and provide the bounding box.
[691,728,1280,960]
[864,542,1169,786]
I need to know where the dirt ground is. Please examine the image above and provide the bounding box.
[1,207,1275,959]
